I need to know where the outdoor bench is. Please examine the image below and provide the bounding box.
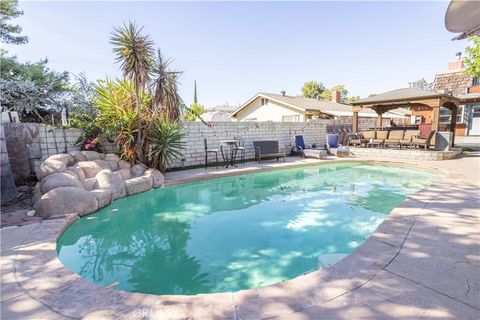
[253,141,286,163]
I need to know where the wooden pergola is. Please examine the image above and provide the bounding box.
[351,88,461,144]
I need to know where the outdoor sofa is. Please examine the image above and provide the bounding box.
[253,141,286,163]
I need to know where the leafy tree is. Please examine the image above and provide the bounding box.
[408,78,433,91]
[0,53,93,123]
[148,120,185,173]
[321,84,349,101]
[0,0,28,44]
[345,95,360,103]
[464,36,480,78]
[301,81,325,99]
[183,102,206,121]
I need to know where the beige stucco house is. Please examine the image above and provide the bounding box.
[230,92,410,122]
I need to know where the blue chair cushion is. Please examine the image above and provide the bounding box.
[295,135,306,149]
[327,134,339,148]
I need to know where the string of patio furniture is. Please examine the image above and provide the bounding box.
[348,129,436,150]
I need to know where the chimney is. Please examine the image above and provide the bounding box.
[448,60,464,72]
[331,90,341,103]
[281,90,286,96]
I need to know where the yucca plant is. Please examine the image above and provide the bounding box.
[94,78,150,163]
[111,22,154,162]
[148,120,185,173]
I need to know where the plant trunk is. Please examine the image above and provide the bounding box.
[134,83,144,162]
[0,125,19,204]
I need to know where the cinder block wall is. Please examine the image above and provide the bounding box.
[171,118,360,167]
[38,125,83,160]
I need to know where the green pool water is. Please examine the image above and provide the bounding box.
[57,162,437,295]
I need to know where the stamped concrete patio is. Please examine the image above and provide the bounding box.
[1,153,479,319]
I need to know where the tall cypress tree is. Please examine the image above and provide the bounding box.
[193,80,198,104]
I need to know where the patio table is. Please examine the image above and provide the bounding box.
[220,139,238,168]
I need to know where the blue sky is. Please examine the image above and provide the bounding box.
[5,1,467,107]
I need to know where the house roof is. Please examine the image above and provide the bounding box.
[352,88,460,105]
[230,92,410,119]
[433,71,472,95]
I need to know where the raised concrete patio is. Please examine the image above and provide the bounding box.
[1,153,479,319]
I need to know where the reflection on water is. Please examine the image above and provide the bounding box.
[57,163,437,295]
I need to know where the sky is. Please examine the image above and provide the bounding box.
[4,1,468,108]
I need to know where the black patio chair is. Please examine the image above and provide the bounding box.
[204,138,219,169]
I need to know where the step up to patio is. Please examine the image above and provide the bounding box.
[349,147,462,161]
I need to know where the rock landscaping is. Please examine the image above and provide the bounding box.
[33,151,164,218]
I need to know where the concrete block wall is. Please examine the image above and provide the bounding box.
[170,119,352,168]
[38,125,83,160]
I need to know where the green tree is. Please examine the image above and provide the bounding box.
[408,78,433,90]
[345,95,360,103]
[0,0,28,44]
[183,102,206,121]
[464,36,480,78]
[321,84,349,101]
[301,81,325,99]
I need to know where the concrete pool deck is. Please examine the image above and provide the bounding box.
[1,153,479,319]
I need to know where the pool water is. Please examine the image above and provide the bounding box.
[57,162,437,295]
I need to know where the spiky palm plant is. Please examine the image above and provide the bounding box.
[110,22,154,161]
[95,78,150,163]
[150,50,184,123]
[148,120,185,173]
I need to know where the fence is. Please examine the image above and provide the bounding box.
[3,117,377,184]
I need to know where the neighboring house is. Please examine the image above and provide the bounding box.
[432,59,480,136]
[198,104,238,122]
[229,91,410,123]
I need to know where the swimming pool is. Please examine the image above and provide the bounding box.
[57,162,438,295]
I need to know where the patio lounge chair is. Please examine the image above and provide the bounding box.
[253,140,286,163]
[326,134,349,157]
[411,130,436,150]
[371,130,389,147]
[399,130,421,148]
[294,135,327,159]
[348,133,368,147]
[384,130,405,148]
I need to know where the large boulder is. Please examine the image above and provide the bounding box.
[124,176,153,195]
[40,172,84,193]
[81,151,101,161]
[118,160,131,170]
[36,159,66,180]
[116,168,131,180]
[47,154,74,166]
[144,169,164,188]
[68,164,86,181]
[91,189,112,209]
[76,161,103,178]
[35,187,98,218]
[104,154,120,162]
[96,169,126,200]
[131,163,148,178]
[69,150,87,162]
[93,160,111,170]
[82,177,98,191]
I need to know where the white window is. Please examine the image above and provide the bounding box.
[440,106,465,124]
[282,115,300,122]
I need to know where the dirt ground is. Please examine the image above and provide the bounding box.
[1,183,42,228]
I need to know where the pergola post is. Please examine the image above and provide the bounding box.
[352,111,359,133]
[376,114,383,128]
[431,106,440,133]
